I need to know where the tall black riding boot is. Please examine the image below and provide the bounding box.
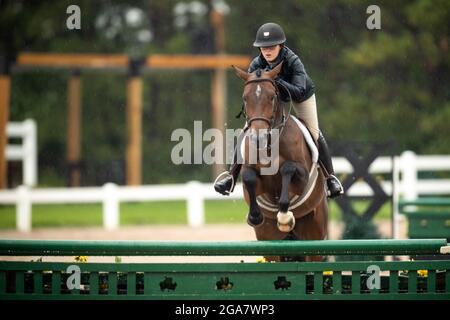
[317,131,344,198]
[213,128,247,196]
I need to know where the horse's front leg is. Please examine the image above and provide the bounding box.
[242,166,264,227]
[277,161,307,232]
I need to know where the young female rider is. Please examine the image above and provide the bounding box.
[214,22,343,198]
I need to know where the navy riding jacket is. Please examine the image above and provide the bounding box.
[248,46,315,103]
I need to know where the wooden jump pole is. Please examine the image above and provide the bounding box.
[19,53,249,70]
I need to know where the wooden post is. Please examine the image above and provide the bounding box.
[0,53,11,189]
[67,70,82,186]
[0,74,10,189]
[126,59,143,186]
[211,70,226,174]
[210,9,227,178]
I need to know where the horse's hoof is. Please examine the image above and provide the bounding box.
[247,213,264,227]
[277,211,295,232]
[277,223,294,232]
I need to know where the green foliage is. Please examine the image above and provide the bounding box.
[338,214,384,261]
[341,215,382,240]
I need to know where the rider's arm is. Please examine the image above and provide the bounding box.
[276,57,306,102]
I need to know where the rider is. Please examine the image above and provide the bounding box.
[214,22,344,198]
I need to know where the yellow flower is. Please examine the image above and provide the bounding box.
[74,256,88,262]
[256,257,267,263]
[323,271,333,275]
[417,269,428,277]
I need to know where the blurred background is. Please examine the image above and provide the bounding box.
[0,0,449,241]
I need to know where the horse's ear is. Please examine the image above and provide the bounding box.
[232,65,250,81]
[265,61,284,79]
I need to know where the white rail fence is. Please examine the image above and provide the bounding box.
[0,151,449,232]
[5,119,37,187]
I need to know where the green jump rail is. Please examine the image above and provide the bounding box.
[399,198,450,208]
[0,239,448,256]
[1,239,449,300]
[398,198,450,239]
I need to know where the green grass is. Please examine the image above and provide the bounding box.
[205,199,248,224]
[121,201,187,225]
[0,199,393,229]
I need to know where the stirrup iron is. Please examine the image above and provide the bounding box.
[213,171,235,195]
[327,174,344,197]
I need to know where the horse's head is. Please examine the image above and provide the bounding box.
[233,62,284,132]
[233,63,284,156]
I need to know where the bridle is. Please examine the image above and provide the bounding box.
[243,78,285,130]
[241,76,293,134]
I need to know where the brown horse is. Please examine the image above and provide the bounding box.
[233,63,328,262]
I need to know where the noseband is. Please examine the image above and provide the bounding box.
[243,78,285,130]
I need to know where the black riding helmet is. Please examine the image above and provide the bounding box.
[253,22,286,47]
